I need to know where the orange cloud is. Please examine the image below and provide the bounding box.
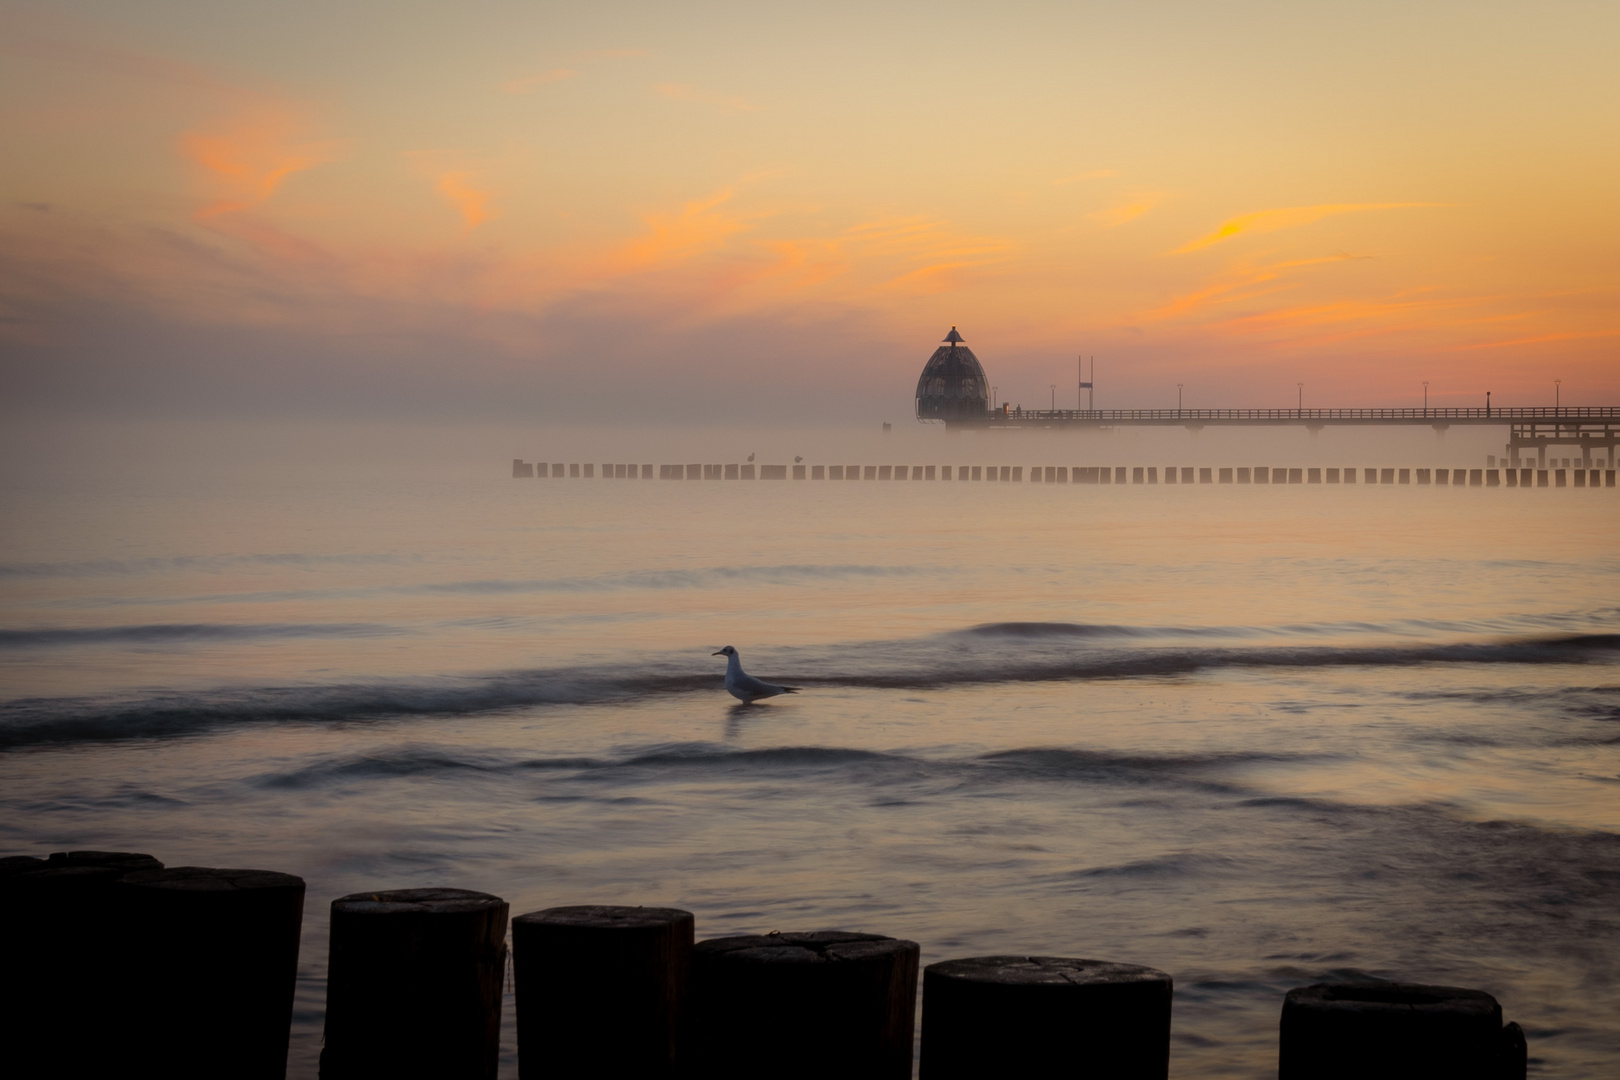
[577,48,649,61]
[1452,329,1620,351]
[1147,254,1362,321]
[610,188,751,271]
[1089,194,1164,228]
[436,171,495,229]
[180,111,342,218]
[654,83,762,112]
[500,69,576,94]
[1172,203,1440,254]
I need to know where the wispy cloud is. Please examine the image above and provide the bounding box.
[1172,203,1440,254]
[655,83,763,112]
[498,48,645,94]
[1053,169,1119,185]
[436,172,495,229]
[179,110,343,218]
[500,69,577,94]
[1145,254,1365,321]
[1090,194,1165,228]
[610,188,752,271]
[1452,329,1620,351]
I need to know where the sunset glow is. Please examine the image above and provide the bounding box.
[2,0,1617,419]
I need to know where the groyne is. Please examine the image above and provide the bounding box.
[514,460,1617,489]
[0,850,1530,1079]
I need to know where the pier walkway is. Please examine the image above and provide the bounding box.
[964,406,1620,427]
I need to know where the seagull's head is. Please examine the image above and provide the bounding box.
[712,645,737,657]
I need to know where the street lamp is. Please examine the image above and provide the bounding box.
[1422,381,1429,416]
[1297,382,1303,414]
[1051,384,1056,411]
[1555,379,1561,412]
[1177,383,1183,416]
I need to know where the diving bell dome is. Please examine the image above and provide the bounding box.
[915,326,990,421]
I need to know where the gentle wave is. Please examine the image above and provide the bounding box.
[0,552,415,578]
[248,741,1295,793]
[0,623,404,649]
[65,563,943,608]
[2,634,1615,749]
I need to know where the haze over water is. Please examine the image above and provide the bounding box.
[2,423,1616,1077]
[5,1,1620,1074]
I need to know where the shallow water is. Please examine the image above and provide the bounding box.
[2,429,1617,1077]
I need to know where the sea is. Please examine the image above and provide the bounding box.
[2,419,1616,1077]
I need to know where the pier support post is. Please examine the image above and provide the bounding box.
[513,906,693,1079]
[920,956,1172,1080]
[1279,981,1525,1080]
[118,867,306,1079]
[321,888,509,1080]
[690,931,919,1080]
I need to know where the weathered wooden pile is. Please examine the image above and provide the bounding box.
[2,851,1529,1079]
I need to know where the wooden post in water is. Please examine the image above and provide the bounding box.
[920,956,1172,1080]
[321,888,509,1080]
[117,866,306,1080]
[689,931,919,1080]
[1,851,164,1074]
[513,906,693,1079]
[1279,981,1525,1080]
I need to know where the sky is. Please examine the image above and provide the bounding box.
[2,0,1618,422]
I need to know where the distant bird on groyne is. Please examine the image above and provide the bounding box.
[712,646,799,703]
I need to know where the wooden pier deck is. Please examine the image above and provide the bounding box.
[958,406,1620,429]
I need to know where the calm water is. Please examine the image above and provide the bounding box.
[2,424,1616,1077]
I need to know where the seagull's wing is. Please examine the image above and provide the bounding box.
[733,671,798,697]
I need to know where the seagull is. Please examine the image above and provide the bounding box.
[794,455,803,463]
[747,453,756,462]
[712,646,800,703]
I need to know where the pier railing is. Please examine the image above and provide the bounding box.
[982,406,1620,423]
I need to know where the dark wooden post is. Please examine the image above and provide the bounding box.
[920,956,1171,1079]
[1,851,165,1074]
[690,930,918,1080]
[115,867,305,1079]
[512,905,693,1078]
[1279,981,1526,1080]
[321,888,509,1080]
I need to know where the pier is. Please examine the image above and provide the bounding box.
[963,408,1620,467]
[908,326,1620,465]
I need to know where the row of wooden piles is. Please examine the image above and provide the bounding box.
[513,459,1617,488]
[2,852,1528,1079]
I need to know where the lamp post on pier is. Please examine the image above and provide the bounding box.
[1297,382,1303,416]
[1423,381,1429,417]
[1177,383,1183,417]
[1555,379,1561,413]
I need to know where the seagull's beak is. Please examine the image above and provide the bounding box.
[712,650,725,656]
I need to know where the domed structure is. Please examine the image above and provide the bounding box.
[914,327,990,422]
